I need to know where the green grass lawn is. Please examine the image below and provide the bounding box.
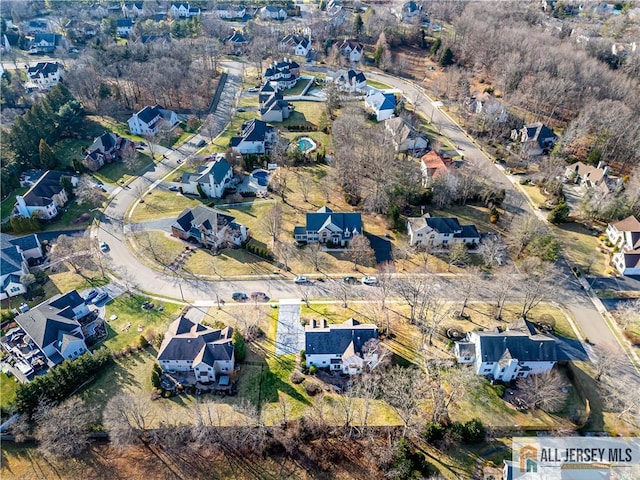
[0,373,18,411]
[93,152,154,185]
[280,77,312,96]
[367,79,393,90]
[0,187,27,220]
[276,100,326,130]
[554,222,609,277]
[130,191,204,222]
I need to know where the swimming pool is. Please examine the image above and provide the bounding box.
[298,137,317,153]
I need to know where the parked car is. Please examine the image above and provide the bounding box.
[247,87,259,92]
[236,108,246,112]
[250,292,269,302]
[99,241,109,252]
[92,291,109,304]
[196,139,206,148]
[84,289,98,303]
[343,276,358,284]
[232,292,248,302]
[294,276,308,284]
[168,185,179,191]
[362,276,378,285]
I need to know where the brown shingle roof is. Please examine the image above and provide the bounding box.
[612,215,640,233]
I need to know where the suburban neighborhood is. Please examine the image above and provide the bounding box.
[0,0,639,479]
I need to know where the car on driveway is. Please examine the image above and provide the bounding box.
[362,276,378,285]
[232,292,248,302]
[92,291,109,304]
[84,289,98,303]
[250,292,269,302]
[343,276,359,284]
[196,139,206,148]
[294,276,309,284]
[168,185,179,191]
[99,241,109,252]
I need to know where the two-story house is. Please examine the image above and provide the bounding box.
[606,215,640,276]
[364,89,396,122]
[127,105,178,136]
[180,156,233,199]
[157,315,234,384]
[122,3,145,18]
[510,122,557,156]
[1,233,43,265]
[565,161,610,191]
[169,2,200,18]
[281,34,311,57]
[294,206,362,247]
[407,213,480,247]
[263,58,300,91]
[335,38,364,63]
[305,318,378,374]
[14,290,89,368]
[230,119,277,154]
[172,205,249,250]
[26,62,63,91]
[28,33,56,54]
[116,18,133,37]
[15,170,76,220]
[259,87,292,123]
[420,150,451,186]
[329,69,367,92]
[0,243,29,300]
[84,132,135,171]
[385,117,429,153]
[261,5,287,20]
[454,318,557,382]
[224,30,248,55]
[215,4,246,19]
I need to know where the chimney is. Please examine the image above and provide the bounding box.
[311,319,316,328]
[321,318,327,328]
[603,166,609,177]
[597,161,604,170]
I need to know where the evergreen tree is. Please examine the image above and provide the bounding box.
[39,139,59,170]
[440,47,454,67]
[430,37,442,56]
[353,13,363,36]
[233,331,246,362]
[374,45,384,67]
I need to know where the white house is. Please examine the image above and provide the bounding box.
[305,318,378,374]
[157,315,234,383]
[263,58,300,91]
[15,170,76,220]
[215,4,246,19]
[454,318,557,382]
[335,38,364,63]
[565,161,610,191]
[13,290,89,368]
[293,206,362,247]
[510,122,557,156]
[0,244,29,300]
[26,62,63,91]
[122,3,145,18]
[230,119,277,155]
[281,34,311,56]
[116,18,133,37]
[127,105,179,136]
[172,205,249,250]
[407,213,480,248]
[364,89,396,122]
[385,117,429,153]
[261,5,287,20]
[606,215,640,276]
[28,33,56,54]
[180,156,233,199]
[329,69,367,92]
[169,2,200,18]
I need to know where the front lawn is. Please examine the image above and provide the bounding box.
[93,152,154,185]
[129,190,204,222]
[280,77,312,96]
[367,79,393,90]
[43,198,100,231]
[553,222,609,277]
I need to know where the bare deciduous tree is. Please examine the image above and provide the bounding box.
[50,234,93,276]
[454,266,483,318]
[479,234,506,268]
[381,365,429,437]
[34,397,94,459]
[517,370,569,413]
[304,242,326,272]
[490,266,515,320]
[347,235,375,271]
[296,171,313,203]
[75,174,106,207]
[447,242,470,272]
[103,393,156,445]
[260,202,283,249]
[519,259,554,319]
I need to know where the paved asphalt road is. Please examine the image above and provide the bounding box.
[94,61,638,381]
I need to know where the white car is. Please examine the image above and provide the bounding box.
[294,276,309,284]
[362,276,378,285]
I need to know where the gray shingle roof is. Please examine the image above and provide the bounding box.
[0,245,25,274]
[172,205,237,234]
[1,234,41,253]
[305,318,378,356]
[475,319,557,363]
[157,316,234,365]
[20,170,67,207]
[304,207,362,234]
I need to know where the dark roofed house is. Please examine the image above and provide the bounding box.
[157,315,234,384]
[263,58,300,91]
[259,89,292,122]
[224,30,248,54]
[511,122,557,156]
[26,61,62,90]
[29,33,56,54]
[12,290,89,370]
[179,156,233,198]
[455,318,557,382]
[128,105,178,136]
[407,213,480,248]
[607,215,640,276]
[305,318,378,374]
[230,119,277,154]
[15,170,76,220]
[335,38,364,62]
[172,204,249,250]
[84,132,135,172]
[281,34,311,56]
[0,243,29,300]
[294,206,362,247]
[1,233,43,263]
[116,18,133,36]
[261,5,287,19]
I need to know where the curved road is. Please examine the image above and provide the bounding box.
[95,61,638,379]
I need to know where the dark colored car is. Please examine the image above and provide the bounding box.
[250,292,269,302]
[343,276,359,284]
[92,291,109,304]
[196,139,206,148]
[232,292,248,302]
[84,289,98,303]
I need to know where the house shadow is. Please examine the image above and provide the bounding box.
[555,336,589,361]
[365,233,393,264]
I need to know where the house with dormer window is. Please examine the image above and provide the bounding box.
[606,215,640,276]
[294,206,362,247]
[172,205,249,250]
[407,213,480,247]
[127,105,178,136]
[179,156,232,199]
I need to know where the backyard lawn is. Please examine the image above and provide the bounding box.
[0,373,18,411]
[0,187,27,220]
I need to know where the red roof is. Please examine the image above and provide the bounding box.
[421,151,450,179]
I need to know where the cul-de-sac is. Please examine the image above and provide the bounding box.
[1,1,639,478]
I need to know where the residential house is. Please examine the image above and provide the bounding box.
[172,205,249,250]
[261,5,287,20]
[407,213,480,247]
[511,122,557,156]
[28,33,56,54]
[15,170,76,220]
[90,4,110,18]
[394,1,422,21]
[157,315,234,383]
[224,30,248,55]
[263,58,300,91]
[83,132,135,171]
[116,18,133,37]
[420,150,452,186]
[139,33,171,45]
[330,69,367,92]
[169,2,200,18]
[364,89,396,122]
[1,233,43,264]
[294,206,362,247]
[454,318,557,382]
[0,243,29,300]
[259,88,292,123]
[13,290,89,369]
[180,156,233,199]
[122,3,145,18]
[127,105,178,136]
[385,117,429,153]
[281,34,311,57]
[467,92,508,124]
[23,19,49,35]
[26,62,63,91]
[215,4,246,19]
[565,161,610,191]
[335,38,364,63]
[230,119,276,155]
[305,318,378,374]
[606,215,640,276]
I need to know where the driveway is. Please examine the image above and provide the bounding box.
[274,299,305,356]
[366,233,393,265]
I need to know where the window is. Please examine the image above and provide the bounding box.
[322,361,326,364]
[417,233,422,237]
[222,367,227,371]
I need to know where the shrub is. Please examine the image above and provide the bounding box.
[138,335,149,348]
[299,349,306,362]
[305,381,321,396]
[290,370,305,384]
[493,384,505,397]
[462,419,486,443]
[233,331,247,362]
[308,365,318,375]
[423,422,446,444]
